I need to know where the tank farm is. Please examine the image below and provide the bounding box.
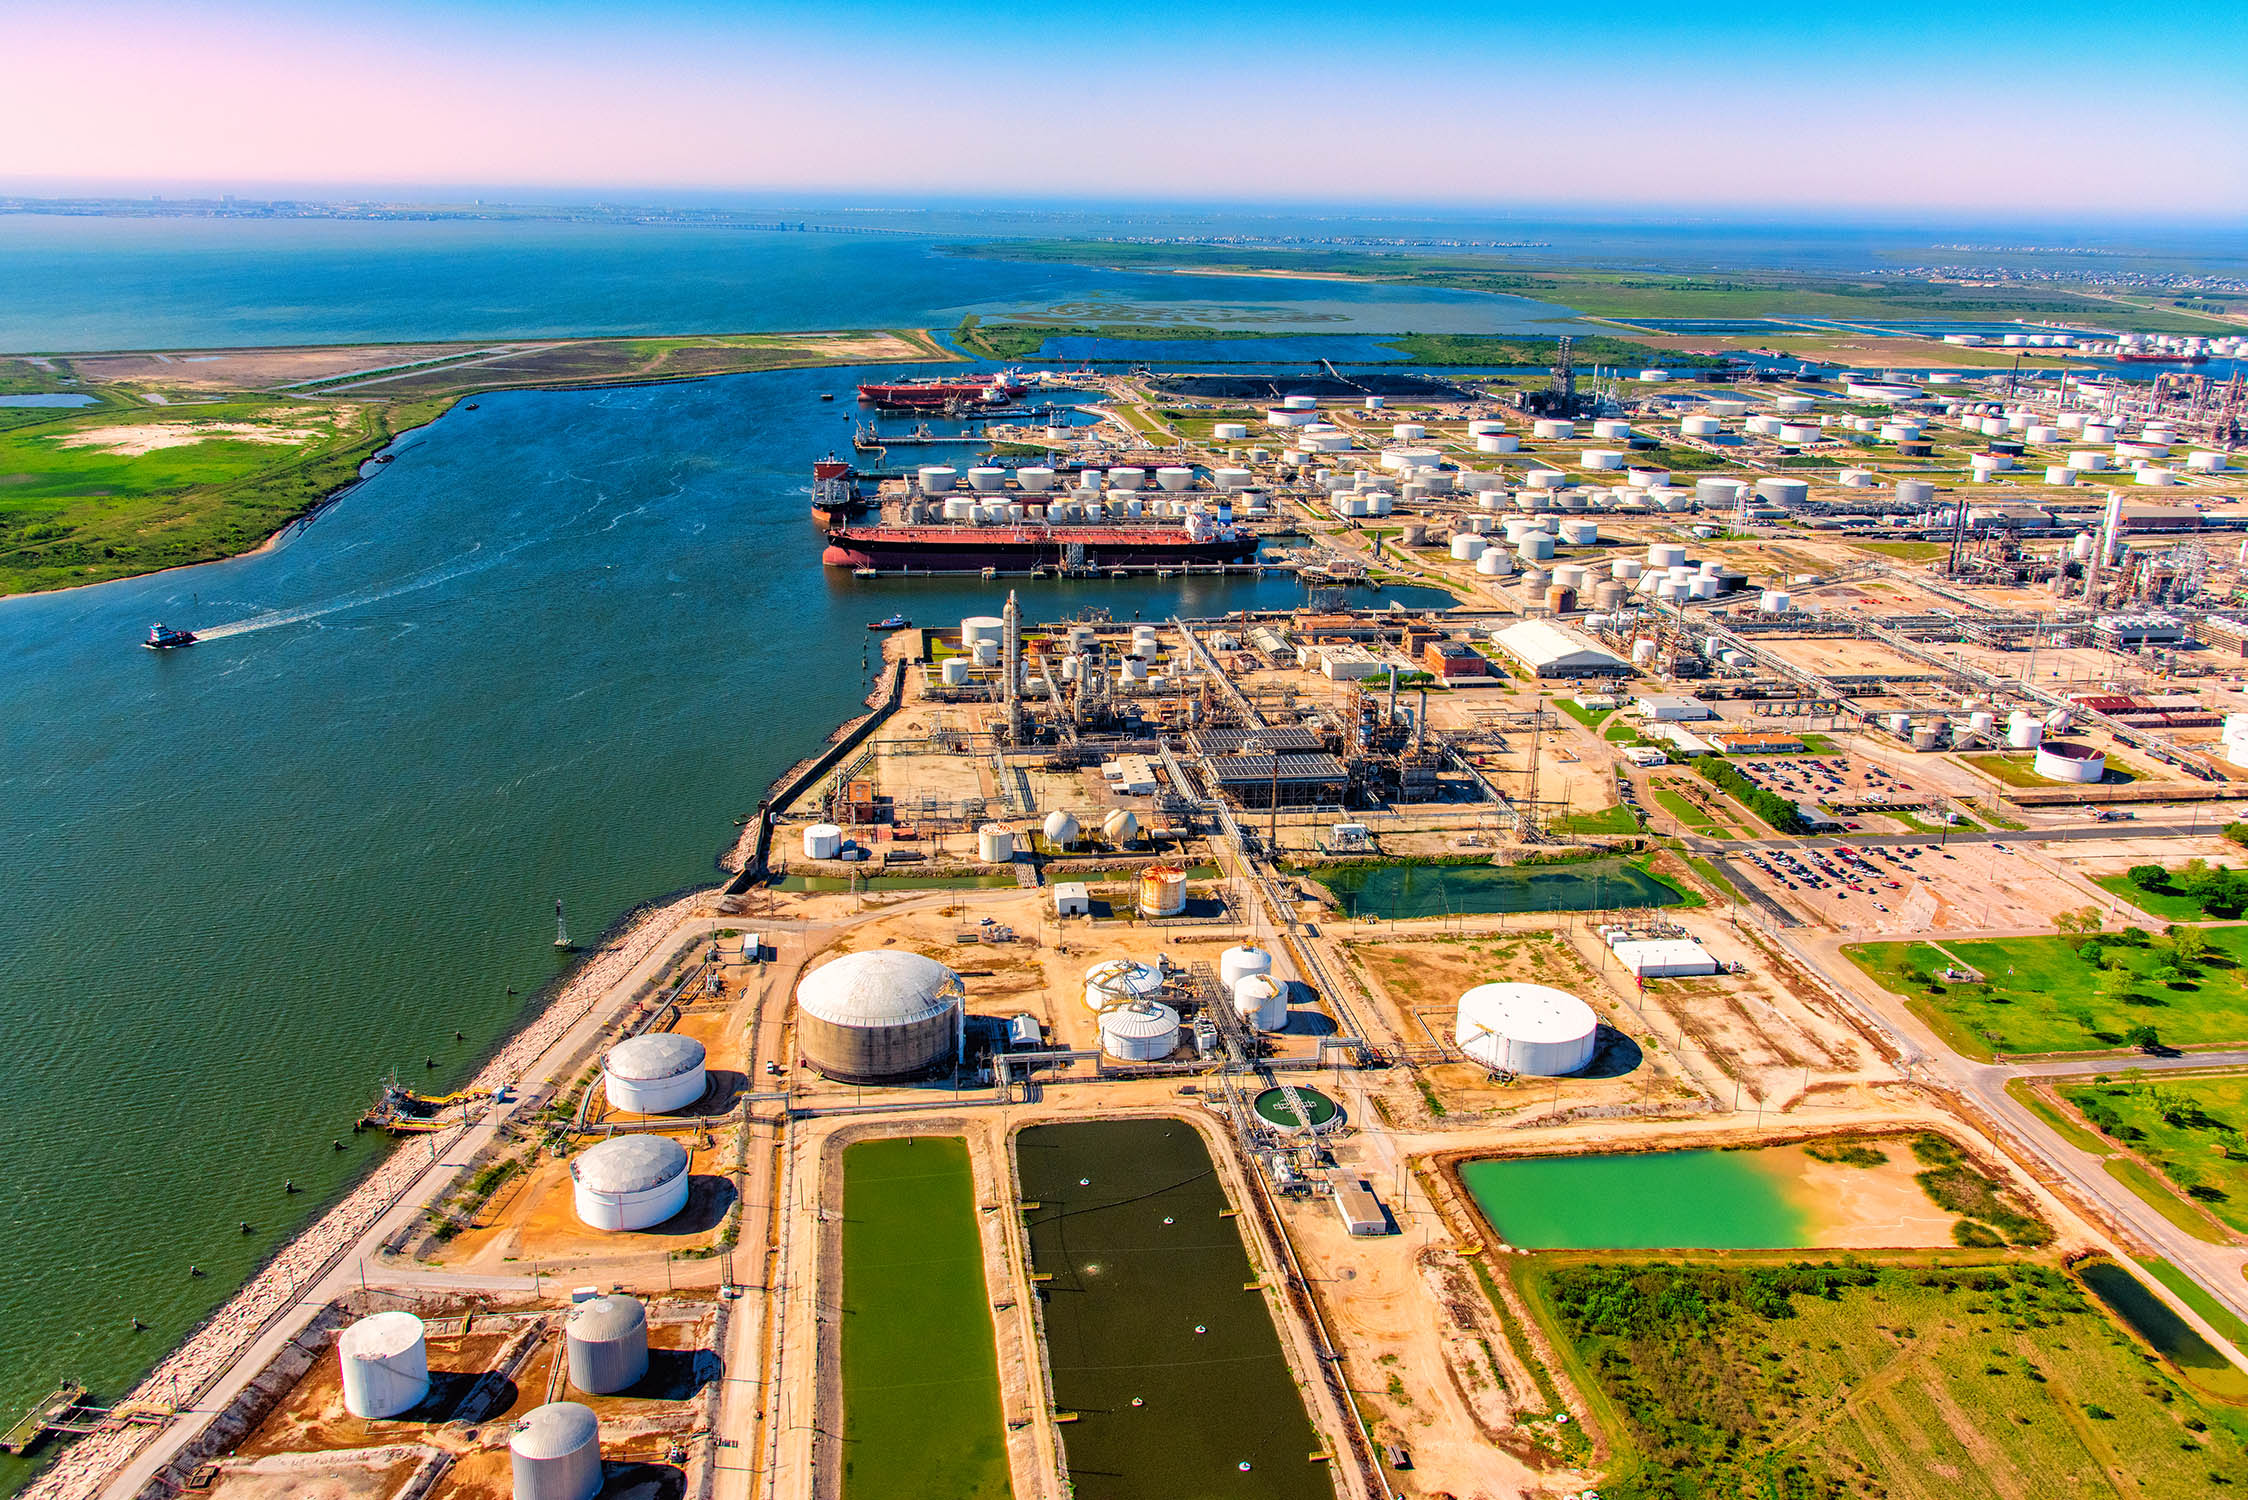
[30,357,2248,1500]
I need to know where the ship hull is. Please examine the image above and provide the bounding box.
[822,525,1259,573]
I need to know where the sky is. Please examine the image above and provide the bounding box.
[2,0,2244,216]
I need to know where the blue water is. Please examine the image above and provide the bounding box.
[0,393,98,407]
[1029,334,1406,364]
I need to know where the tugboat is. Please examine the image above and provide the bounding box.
[867,614,911,631]
[143,622,197,650]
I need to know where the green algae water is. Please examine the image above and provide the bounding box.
[839,1137,1009,1500]
[1016,1120,1326,1500]
[1315,856,1687,920]
[0,363,1435,1493]
[1460,1149,1809,1250]
[2077,1261,2248,1401]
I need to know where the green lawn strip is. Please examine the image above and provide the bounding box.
[1515,1255,2248,1498]
[839,1137,1010,1500]
[2103,1157,2232,1244]
[2005,1077,2114,1155]
[2062,1071,2248,1237]
[2138,1256,2248,1351]
[2093,863,2248,923]
[1847,927,2248,1057]
[1549,804,1642,836]
[1678,853,1742,904]
[1649,783,1727,836]
[1852,540,1948,561]
[1555,699,1615,728]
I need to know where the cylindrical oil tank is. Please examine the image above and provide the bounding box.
[917,466,958,494]
[1895,479,1935,505]
[802,823,843,860]
[339,1311,430,1420]
[940,657,970,687]
[1103,808,1139,845]
[1695,477,1745,507]
[1084,958,1164,1012]
[603,1033,708,1115]
[1594,580,1631,609]
[1911,726,1941,751]
[565,1295,649,1396]
[1517,532,1557,563]
[1156,466,1194,492]
[1477,433,1521,453]
[967,466,1005,493]
[1612,558,1643,580]
[1476,549,1514,577]
[1283,395,1318,412]
[1213,467,1253,489]
[1399,521,1429,547]
[1522,567,1553,591]
[1138,865,1188,918]
[2034,742,2106,782]
[1581,448,1625,470]
[2045,466,2077,485]
[1969,711,1998,739]
[1626,467,1669,489]
[1232,973,1288,1031]
[1220,944,1275,990]
[1547,585,1578,612]
[1532,418,1576,440]
[1119,658,1149,684]
[971,639,999,667]
[1631,638,1658,665]
[1756,477,1810,504]
[1067,624,1097,652]
[1887,712,1912,737]
[1018,466,1055,492]
[1681,414,1723,437]
[511,1403,602,1500]
[1454,983,1597,1076]
[1552,563,1589,591]
[960,615,1003,646]
[1391,422,1426,441]
[1648,543,1688,568]
[1760,589,1791,613]
[1099,1001,1180,1061]
[2008,712,2043,750]
[1450,533,1486,561]
[1591,418,1633,440]
[795,951,964,1083]
[1559,519,1599,545]
[1044,809,1080,846]
[1212,422,1249,441]
[977,824,1016,862]
[571,1135,690,1232]
[1108,466,1146,490]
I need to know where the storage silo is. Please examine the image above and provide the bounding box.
[917,466,958,494]
[339,1311,430,1420]
[1760,589,1791,613]
[2007,712,2041,750]
[1220,944,1274,990]
[1518,532,1556,562]
[1233,974,1288,1031]
[940,658,970,687]
[1895,480,1935,505]
[977,824,1016,862]
[1581,448,1625,470]
[1109,467,1147,490]
[795,951,965,1084]
[1681,415,1723,437]
[960,615,1003,646]
[602,1033,708,1116]
[1138,865,1188,918]
[1450,534,1486,561]
[1756,477,1810,504]
[1099,1001,1181,1062]
[1018,466,1056,492]
[1156,466,1194,492]
[511,1402,602,1500]
[1559,519,1599,545]
[1647,543,1688,568]
[802,824,843,860]
[1084,958,1164,1013]
[1476,549,1513,577]
[565,1295,649,1396]
[1453,983,1598,1076]
[967,466,1005,493]
[571,1135,691,1232]
[1044,809,1080,847]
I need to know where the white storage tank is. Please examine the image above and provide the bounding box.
[1756,477,1810,504]
[1232,973,1288,1032]
[972,639,999,667]
[977,823,1016,862]
[1099,1001,1181,1062]
[339,1311,430,1420]
[1681,415,1723,437]
[1108,467,1146,491]
[797,950,965,1082]
[967,466,1005,493]
[1612,558,1643,580]
[1647,543,1688,568]
[960,615,1003,646]
[1221,944,1275,990]
[1391,422,1426,441]
[1591,418,1633,440]
[1084,957,1165,1012]
[1213,467,1254,490]
[565,1295,649,1396]
[1450,534,1487,561]
[802,823,843,860]
[1518,532,1556,562]
[1138,864,1188,918]
[511,1402,602,1500]
[1283,394,1318,412]
[1581,448,1625,471]
[1838,468,1876,487]
[1760,589,1791,613]
[1155,466,1194,492]
[1477,433,1521,453]
[918,466,958,494]
[1532,418,1576,440]
[571,1135,691,1232]
[1454,983,1598,1077]
[1018,466,1056,492]
[1102,808,1140,845]
[602,1033,708,1116]
[1626,467,1669,490]
[1696,477,1745,507]
[1044,809,1080,846]
[1895,480,1935,505]
[2034,742,2105,782]
[940,657,970,687]
[2045,466,2077,485]
[1476,549,1514,577]
[1212,422,1249,441]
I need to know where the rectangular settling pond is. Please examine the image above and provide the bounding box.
[1017,1119,1329,1500]
[1314,856,1686,920]
[839,1136,1010,1500]
[1461,1148,1814,1250]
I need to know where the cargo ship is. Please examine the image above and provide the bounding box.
[824,510,1258,573]
[811,454,870,526]
[856,371,1026,409]
[2113,350,2209,365]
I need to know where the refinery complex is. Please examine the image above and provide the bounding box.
[29,333,2248,1500]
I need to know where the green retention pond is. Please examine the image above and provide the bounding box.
[1461,1148,1810,1250]
[1017,1119,1327,1500]
[1313,855,1687,920]
[2076,1259,2248,1401]
[839,1136,1010,1500]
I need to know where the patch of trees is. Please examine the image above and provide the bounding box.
[1691,754,1807,834]
[2127,860,2248,918]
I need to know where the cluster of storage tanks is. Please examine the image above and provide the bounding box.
[1079,944,1289,1062]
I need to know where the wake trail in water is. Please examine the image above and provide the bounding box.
[193,540,524,641]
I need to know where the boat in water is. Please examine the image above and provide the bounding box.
[2113,350,2209,365]
[143,622,197,650]
[824,509,1258,573]
[856,371,1026,410]
[811,454,871,526]
[867,614,912,630]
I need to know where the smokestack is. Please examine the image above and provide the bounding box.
[1002,589,1023,742]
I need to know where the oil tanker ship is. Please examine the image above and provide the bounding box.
[856,370,1026,409]
[823,508,1258,573]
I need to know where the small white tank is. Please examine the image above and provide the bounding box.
[977,824,1015,862]
[1232,973,1288,1031]
[1220,944,1274,990]
[339,1311,430,1420]
[511,1403,602,1500]
[803,824,843,860]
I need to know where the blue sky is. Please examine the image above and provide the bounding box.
[2,0,2242,214]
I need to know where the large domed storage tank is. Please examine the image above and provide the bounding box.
[1232,973,1288,1031]
[796,951,965,1083]
[338,1311,430,1419]
[1043,809,1080,847]
[1220,944,1274,990]
[1453,983,1598,1077]
[1138,865,1188,918]
[1099,1001,1181,1062]
[571,1135,691,1232]
[511,1402,602,1500]
[566,1294,650,1396]
[602,1033,708,1116]
[1084,958,1164,1013]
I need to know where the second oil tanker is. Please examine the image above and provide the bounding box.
[823,508,1259,572]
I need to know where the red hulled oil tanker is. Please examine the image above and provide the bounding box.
[856,370,1027,409]
[824,507,1258,573]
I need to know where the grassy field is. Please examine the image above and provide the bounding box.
[954,319,1281,361]
[1846,927,2248,1056]
[839,1136,1010,1500]
[1522,1257,2248,1499]
[2062,1072,2248,1236]
[1651,782,1733,838]
[1548,804,1642,836]
[2092,863,2248,922]
[1853,540,1949,561]
[1374,333,1723,368]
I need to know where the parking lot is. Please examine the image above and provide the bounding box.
[1730,752,1948,833]
[1730,837,2099,935]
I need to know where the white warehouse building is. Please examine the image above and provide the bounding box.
[1489,620,1632,678]
[1609,938,1719,978]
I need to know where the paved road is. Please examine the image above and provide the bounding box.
[1690,819,2238,853]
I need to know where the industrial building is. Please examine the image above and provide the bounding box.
[1453,983,1600,1076]
[795,950,967,1083]
[1052,881,1090,917]
[1489,620,1632,677]
[1608,938,1719,978]
[1422,639,1488,679]
[1634,694,1715,722]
